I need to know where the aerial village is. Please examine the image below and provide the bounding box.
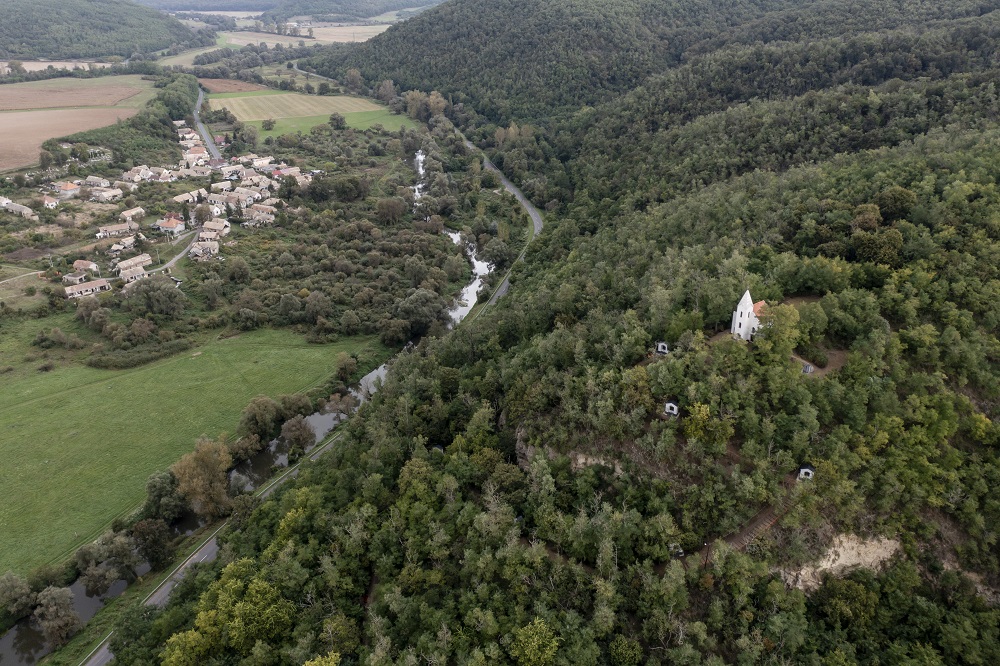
[5,121,314,299]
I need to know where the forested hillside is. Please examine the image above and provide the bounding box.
[136,0,442,20]
[0,0,197,60]
[98,0,1000,663]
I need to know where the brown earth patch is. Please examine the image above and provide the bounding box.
[198,78,269,94]
[0,84,144,111]
[0,108,138,171]
[5,248,49,261]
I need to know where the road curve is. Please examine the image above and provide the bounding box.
[462,140,544,309]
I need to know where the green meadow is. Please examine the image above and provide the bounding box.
[249,109,419,138]
[0,325,386,574]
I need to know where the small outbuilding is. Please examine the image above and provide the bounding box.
[655,341,670,355]
[664,402,680,417]
[798,464,815,481]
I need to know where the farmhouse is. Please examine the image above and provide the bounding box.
[198,230,219,242]
[43,196,58,210]
[91,188,123,203]
[190,241,219,261]
[65,278,110,299]
[203,218,230,236]
[108,235,138,256]
[120,207,145,224]
[97,221,138,239]
[152,217,186,236]
[84,176,111,189]
[114,253,152,274]
[4,202,38,220]
[731,290,767,341]
[119,266,148,284]
[62,271,89,285]
[54,181,80,199]
[73,260,99,273]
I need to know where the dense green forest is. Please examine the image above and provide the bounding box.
[303,0,1000,122]
[0,0,198,60]
[19,0,1000,663]
[135,0,443,20]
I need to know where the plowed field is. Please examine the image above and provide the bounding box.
[0,108,138,171]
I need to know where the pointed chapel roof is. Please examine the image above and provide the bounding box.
[738,290,754,310]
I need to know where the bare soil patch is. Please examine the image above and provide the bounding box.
[0,79,147,111]
[198,78,269,94]
[783,534,901,591]
[0,108,138,171]
[310,24,390,42]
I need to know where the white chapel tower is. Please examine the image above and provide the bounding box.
[731,290,766,341]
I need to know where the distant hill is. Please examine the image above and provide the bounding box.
[135,0,443,20]
[303,0,808,122]
[0,0,195,60]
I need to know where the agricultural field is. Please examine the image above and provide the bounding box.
[197,78,269,93]
[0,61,111,75]
[0,76,155,171]
[309,24,391,42]
[0,321,387,574]
[209,88,417,133]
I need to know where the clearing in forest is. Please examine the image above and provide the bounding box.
[0,324,386,574]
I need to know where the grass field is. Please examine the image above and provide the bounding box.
[209,89,416,134]
[248,109,418,136]
[0,323,387,574]
[0,76,154,172]
[209,91,382,119]
[0,61,111,76]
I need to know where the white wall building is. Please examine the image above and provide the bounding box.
[731,290,767,341]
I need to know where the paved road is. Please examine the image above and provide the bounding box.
[462,140,545,309]
[147,231,198,274]
[292,62,335,82]
[79,434,344,666]
[193,89,222,161]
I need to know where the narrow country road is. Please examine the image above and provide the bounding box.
[79,434,344,666]
[193,89,222,160]
[148,231,198,273]
[463,139,545,308]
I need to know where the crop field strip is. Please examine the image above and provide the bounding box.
[0,76,156,171]
[209,92,382,120]
[0,325,385,574]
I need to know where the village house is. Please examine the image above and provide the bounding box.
[250,203,277,216]
[731,290,767,341]
[62,271,89,285]
[4,202,38,220]
[198,230,219,242]
[203,218,230,236]
[119,207,145,224]
[54,181,80,199]
[0,197,10,208]
[97,221,138,239]
[114,180,139,193]
[73,259,99,273]
[91,188,123,203]
[190,241,219,261]
[233,186,263,202]
[84,175,111,189]
[65,278,111,299]
[108,235,140,256]
[119,266,148,284]
[114,253,153,274]
[211,181,233,192]
[152,216,186,236]
[122,165,154,183]
[43,196,58,209]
